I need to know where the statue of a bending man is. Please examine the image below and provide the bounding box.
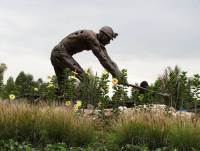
[51,26,121,89]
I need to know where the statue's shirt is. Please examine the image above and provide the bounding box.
[59,30,100,56]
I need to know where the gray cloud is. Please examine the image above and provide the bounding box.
[0,0,200,89]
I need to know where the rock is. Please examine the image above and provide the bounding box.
[175,111,194,118]
[43,104,195,120]
[118,106,127,110]
[84,110,94,116]
[105,111,114,117]
[152,104,166,109]
[87,104,94,110]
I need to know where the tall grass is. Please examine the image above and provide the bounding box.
[1,99,200,150]
[168,117,200,150]
[110,110,200,150]
[0,100,95,147]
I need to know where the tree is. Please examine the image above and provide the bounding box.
[0,63,7,84]
[157,65,194,109]
[35,78,47,93]
[1,76,19,99]
[15,71,47,95]
[15,71,30,95]
[0,75,3,97]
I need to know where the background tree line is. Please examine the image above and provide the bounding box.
[0,62,199,110]
[131,65,198,110]
[0,63,47,100]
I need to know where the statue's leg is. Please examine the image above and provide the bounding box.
[53,65,63,89]
[52,58,84,88]
[59,56,84,81]
[51,45,84,85]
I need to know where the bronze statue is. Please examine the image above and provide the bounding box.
[51,26,121,89]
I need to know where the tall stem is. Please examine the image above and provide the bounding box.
[195,97,197,118]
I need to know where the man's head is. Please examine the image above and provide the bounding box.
[140,81,149,88]
[98,26,118,46]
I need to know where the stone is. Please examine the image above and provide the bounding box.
[87,104,94,110]
[118,106,127,110]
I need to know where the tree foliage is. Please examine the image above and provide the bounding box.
[157,65,194,109]
[1,76,19,99]
[15,71,47,95]
[0,63,7,76]
[0,70,47,99]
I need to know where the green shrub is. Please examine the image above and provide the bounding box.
[0,139,35,151]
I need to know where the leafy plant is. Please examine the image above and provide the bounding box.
[191,74,200,115]
[76,68,102,108]
[112,69,129,118]
[60,68,78,102]
[41,75,57,102]
[95,70,111,146]
[0,139,35,151]
[45,142,67,151]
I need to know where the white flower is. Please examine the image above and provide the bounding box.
[34,88,38,91]
[102,71,108,75]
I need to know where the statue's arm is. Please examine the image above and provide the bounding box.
[104,49,129,85]
[92,46,120,78]
[103,48,121,75]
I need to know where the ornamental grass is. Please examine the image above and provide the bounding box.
[109,109,200,150]
[0,100,95,147]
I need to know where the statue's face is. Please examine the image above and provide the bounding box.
[99,33,111,46]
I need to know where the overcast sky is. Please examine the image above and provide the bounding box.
[1,0,200,96]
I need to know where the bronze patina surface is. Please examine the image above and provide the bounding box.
[50,26,120,88]
[50,26,169,102]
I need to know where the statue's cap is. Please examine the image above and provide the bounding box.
[99,26,118,40]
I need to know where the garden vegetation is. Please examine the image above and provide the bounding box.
[0,63,200,150]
